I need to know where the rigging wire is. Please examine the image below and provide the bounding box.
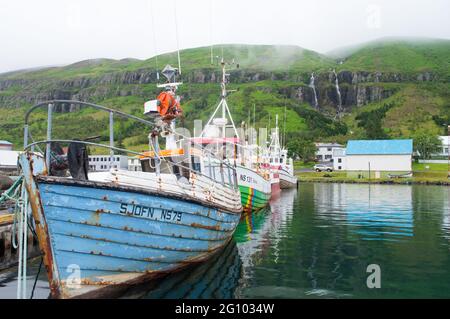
[283,100,287,148]
[149,0,160,81]
[173,0,182,74]
[209,0,214,65]
[30,257,43,299]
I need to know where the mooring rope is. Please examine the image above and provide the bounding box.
[16,179,29,299]
[30,257,43,299]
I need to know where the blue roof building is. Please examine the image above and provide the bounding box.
[346,139,413,155]
[0,140,13,151]
[344,139,413,178]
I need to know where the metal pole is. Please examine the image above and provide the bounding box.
[109,112,114,169]
[23,124,28,149]
[152,133,160,176]
[16,187,23,299]
[220,163,225,185]
[22,194,28,299]
[46,103,53,173]
[208,156,212,178]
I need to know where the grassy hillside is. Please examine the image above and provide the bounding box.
[0,40,449,153]
[343,82,450,140]
[337,38,450,77]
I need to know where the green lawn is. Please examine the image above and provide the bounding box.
[293,161,315,170]
[297,170,449,185]
[412,162,449,171]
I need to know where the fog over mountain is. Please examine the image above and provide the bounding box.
[0,0,449,73]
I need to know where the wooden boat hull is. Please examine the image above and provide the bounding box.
[239,185,271,212]
[270,172,281,199]
[116,239,241,299]
[236,166,271,212]
[23,168,241,298]
[279,169,298,189]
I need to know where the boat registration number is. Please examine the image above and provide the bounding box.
[119,203,183,222]
[240,174,257,185]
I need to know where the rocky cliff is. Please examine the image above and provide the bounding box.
[0,67,440,113]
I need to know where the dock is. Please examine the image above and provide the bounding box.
[0,212,13,225]
[0,209,40,271]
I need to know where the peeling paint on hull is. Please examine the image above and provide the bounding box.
[17,150,242,299]
[35,181,241,298]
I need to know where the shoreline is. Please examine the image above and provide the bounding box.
[296,172,450,186]
[297,178,450,186]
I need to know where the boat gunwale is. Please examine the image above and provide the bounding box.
[37,176,242,215]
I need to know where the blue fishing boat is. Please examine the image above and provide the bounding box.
[19,97,242,298]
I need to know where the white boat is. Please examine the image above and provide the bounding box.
[262,115,298,189]
[194,59,272,212]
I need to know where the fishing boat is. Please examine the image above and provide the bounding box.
[262,115,298,189]
[194,59,271,212]
[18,75,242,298]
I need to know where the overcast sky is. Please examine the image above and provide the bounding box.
[0,0,449,73]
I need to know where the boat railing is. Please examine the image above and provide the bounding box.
[23,100,239,191]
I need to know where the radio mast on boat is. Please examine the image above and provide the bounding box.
[200,58,240,139]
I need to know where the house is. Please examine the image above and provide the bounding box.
[437,136,449,157]
[315,142,344,162]
[0,150,20,172]
[0,141,13,151]
[88,155,128,172]
[345,139,413,179]
[332,148,346,171]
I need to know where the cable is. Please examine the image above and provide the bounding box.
[30,257,43,299]
[149,0,160,81]
[173,0,181,74]
[209,0,214,65]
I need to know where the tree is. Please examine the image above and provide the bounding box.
[287,139,316,162]
[413,132,442,159]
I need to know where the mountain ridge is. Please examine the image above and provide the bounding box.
[0,38,449,152]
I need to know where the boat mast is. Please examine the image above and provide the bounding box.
[199,58,239,140]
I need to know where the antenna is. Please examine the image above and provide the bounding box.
[150,0,160,81]
[209,0,214,65]
[173,0,181,74]
[199,57,240,139]
[283,103,287,148]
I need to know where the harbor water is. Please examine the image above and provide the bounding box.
[1,182,449,298]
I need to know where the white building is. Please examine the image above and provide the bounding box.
[88,155,128,172]
[332,148,347,171]
[0,140,13,151]
[345,139,413,178]
[315,142,344,162]
[0,150,20,171]
[437,136,449,157]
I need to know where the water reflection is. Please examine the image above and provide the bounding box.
[234,189,298,298]
[1,183,450,299]
[314,183,414,240]
[443,186,450,239]
[120,240,242,299]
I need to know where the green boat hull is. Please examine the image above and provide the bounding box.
[239,185,271,212]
